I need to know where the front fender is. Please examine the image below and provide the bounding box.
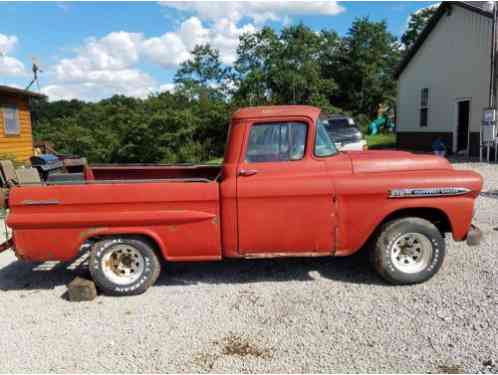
[335,195,475,257]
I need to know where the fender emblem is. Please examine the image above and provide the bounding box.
[389,187,471,198]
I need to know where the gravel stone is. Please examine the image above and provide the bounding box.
[0,161,496,373]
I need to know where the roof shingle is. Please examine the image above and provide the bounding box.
[0,85,45,99]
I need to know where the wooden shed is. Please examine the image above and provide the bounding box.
[0,85,45,162]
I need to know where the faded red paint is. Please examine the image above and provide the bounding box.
[4,105,483,263]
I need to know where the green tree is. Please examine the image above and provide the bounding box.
[233,27,279,105]
[32,17,406,164]
[274,24,337,106]
[401,5,438,50]
[174,44,230,102]
[331,17,400,116]
[234,24,338,108]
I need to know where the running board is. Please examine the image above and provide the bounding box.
[243,252,332,259]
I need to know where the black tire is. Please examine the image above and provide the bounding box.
[371,217,446,285]
[89,237,161,296]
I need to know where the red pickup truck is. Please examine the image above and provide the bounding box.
[0,106,483,295]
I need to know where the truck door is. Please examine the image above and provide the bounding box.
[236,119,336,256]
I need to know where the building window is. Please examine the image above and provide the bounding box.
[420,88,429,127]
[2,105,20,135]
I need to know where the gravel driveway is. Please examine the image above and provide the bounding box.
[0,162,497,373]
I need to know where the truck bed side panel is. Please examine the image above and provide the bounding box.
[7,182,221,262]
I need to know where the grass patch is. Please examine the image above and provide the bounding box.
[206,157,223,165]
[367,133,396,150]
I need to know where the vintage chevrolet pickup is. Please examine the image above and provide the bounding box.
[0,106,483,295]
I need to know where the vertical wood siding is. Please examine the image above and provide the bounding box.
[0,94,34,162]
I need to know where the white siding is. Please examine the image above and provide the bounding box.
[397,6,492,152]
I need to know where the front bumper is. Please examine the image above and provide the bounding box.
[466,225,482,247]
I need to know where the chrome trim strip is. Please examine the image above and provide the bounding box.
[388,187,471,198]
[21,199,61,206]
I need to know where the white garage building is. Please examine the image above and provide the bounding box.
[396,1,495,156]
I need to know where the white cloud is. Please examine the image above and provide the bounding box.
[43,1,345,101]
[49,31,157,101]
[43,68,157,101]
[56,2,70,12]
[210,18,256,64]
[142,16,255,67]
[161,1,345,24]
[55,31,144,82]
[47,14,255,100]
[142,17,205,68]
[0,34,18,54]
[42,76,157,101]
[0,56,25,77]
[42,84,90,101]
[159,83,176,93]
[0,33,26,77]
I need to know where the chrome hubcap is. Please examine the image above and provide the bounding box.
[101,244,145,285]
[390,233,433,274]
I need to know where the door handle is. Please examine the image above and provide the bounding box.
[239,169,258,177]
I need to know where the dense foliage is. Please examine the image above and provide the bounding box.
[401,5,438,51]
[33,18,403,164]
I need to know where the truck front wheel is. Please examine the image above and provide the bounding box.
[89,237,161,296]
[372,217,446,284]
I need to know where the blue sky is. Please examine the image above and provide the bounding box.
[0,1,435,101]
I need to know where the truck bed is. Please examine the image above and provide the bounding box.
[85,164,222,182]
[7,178,222,262]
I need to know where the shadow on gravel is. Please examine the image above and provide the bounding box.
[0,249,386,293]
[0,256,90,292]
[155,250,386,287]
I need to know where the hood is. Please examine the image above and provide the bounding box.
[347,150,452,174]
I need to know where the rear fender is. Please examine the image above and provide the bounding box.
[78,227,168,260]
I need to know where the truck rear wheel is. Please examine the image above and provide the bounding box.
[371,217,446,285]
[89,237,161,296]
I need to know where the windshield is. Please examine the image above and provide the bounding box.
[315,117,338,157]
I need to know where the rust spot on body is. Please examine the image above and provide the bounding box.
[80,227,108,238]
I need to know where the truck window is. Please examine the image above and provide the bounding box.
[315,117,338,157]
[246,123,307,163]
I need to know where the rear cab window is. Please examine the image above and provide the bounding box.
[246,122,307,163]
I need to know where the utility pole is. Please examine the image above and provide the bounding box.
[489,1,497,109]
[482,1,498,162]
[494,1,498,162]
